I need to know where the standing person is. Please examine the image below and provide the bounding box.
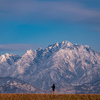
[51,84,55,94]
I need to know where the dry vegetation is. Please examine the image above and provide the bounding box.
[0,94,100,100]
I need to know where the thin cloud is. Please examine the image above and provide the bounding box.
[0,44,39,51]
[0,1,100,24]
[93,28,100,32]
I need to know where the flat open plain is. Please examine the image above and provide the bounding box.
[0,94,100,100]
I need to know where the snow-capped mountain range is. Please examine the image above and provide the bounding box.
[0,40,100,93]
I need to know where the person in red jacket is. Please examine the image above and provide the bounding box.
[51,84,55,94]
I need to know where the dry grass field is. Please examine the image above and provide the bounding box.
[0,94,100,100]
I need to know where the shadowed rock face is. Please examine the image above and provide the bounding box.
[75,80,100,94]
[56,80,100,94]
[0,40,100,91]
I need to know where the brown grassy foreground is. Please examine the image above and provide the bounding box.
[0,94,100,100]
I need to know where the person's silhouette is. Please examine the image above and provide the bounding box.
[51,84,55,94]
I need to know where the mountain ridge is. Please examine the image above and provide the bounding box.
[0,40,100,91]
[0,77,48,93]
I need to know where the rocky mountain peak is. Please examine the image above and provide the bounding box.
[84,45,90,48]
[5,53,10,57]
[37,48,42,51]
[26,49,33,55]
[62,40,72,46]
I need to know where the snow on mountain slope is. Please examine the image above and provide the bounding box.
[50,43,100,85]
[0,77,48,93]
[0,54,21,76]
[0,40,100,91]
[13,50,37,75]
[0,53,21,64]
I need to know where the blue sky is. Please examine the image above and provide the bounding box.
[0,0,100,55]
